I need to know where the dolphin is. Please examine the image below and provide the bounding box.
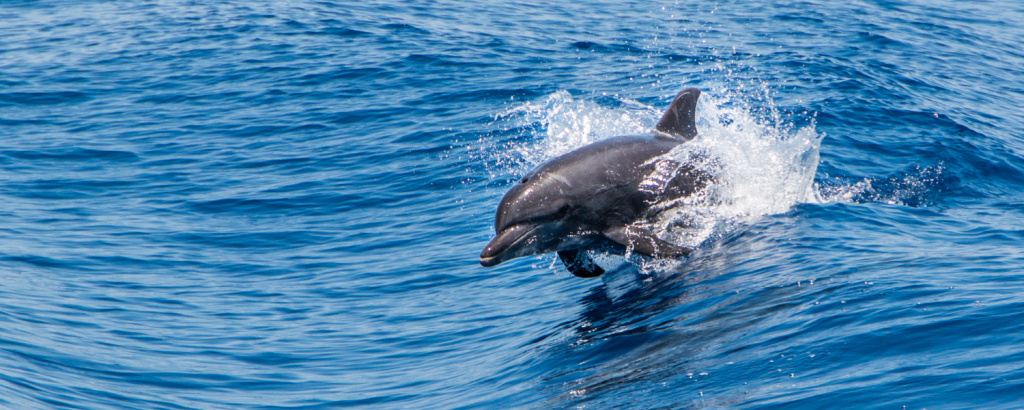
[479,87,710,278]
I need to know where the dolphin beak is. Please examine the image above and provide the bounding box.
[479,225,533,267]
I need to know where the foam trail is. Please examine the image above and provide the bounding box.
[815,164,946,207]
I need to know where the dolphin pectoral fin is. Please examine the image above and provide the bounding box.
[605,226,693,259]
[558,249,605,278]
[654,87,701,140]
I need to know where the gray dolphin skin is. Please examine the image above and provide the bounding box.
[480,87,709,278]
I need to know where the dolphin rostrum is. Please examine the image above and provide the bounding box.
[479,87,709,278]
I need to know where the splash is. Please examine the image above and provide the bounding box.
[488,91,661,176]
[643,93,823,250]
[488,90,823,269]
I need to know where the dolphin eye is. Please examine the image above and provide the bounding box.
[520,177,528,183]
[556,204,571,218]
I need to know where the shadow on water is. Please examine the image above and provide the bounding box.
[520,228,791,404]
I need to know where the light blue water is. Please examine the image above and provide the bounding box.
[1,0,1023,408]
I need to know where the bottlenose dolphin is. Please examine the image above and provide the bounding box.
[479,87,709,278]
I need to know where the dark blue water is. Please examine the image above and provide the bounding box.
[2,0,1023,408]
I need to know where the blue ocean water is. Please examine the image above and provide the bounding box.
[1,0,1023,408]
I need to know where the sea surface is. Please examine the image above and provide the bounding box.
[1,0,1023,408]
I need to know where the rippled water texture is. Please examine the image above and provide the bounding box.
[2,1,1024,408]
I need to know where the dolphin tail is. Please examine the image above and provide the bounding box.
[654,87,701,140]
[558,249,606,278]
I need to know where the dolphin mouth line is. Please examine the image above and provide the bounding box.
[478,255,501,267]
[480,225,536,267]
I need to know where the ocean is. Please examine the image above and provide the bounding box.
[1,0,1023,408]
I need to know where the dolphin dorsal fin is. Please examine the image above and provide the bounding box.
[654,87,701,140]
